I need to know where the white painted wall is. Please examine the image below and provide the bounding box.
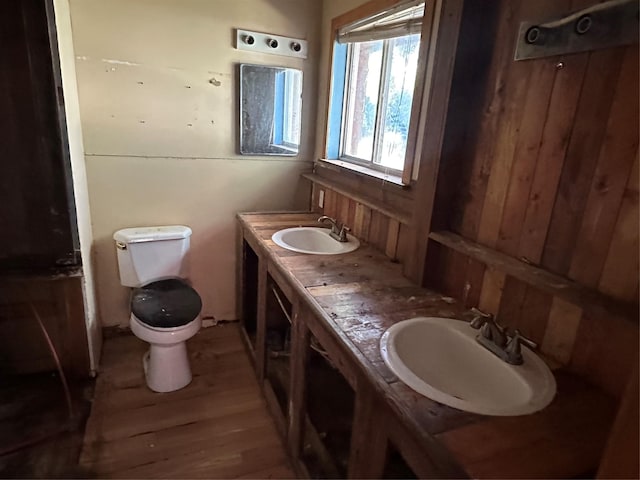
[53,0,102,372]
[69,0,321,327]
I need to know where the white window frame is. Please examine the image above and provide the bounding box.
[339,38,408,174]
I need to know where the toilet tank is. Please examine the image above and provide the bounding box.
[114,226,192,287]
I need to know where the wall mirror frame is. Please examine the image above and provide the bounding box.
[239,63,303,156]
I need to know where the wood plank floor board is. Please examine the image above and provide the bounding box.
[83,416,277,475]
[80,324,294,478]
[90,354,257,416]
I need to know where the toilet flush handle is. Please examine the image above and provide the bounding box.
[116,241,127,250]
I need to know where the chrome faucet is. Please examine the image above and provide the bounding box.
[469,308,537,365]
[317,215,350,242]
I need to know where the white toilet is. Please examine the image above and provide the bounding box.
[113,226,202,393]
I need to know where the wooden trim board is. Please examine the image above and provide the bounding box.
[429,230,638,324]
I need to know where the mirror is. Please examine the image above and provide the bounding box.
[239,64,303,156]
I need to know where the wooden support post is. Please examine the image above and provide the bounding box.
[287,301,310,459]
[347,381,388,479]
[255,259,268,382]
[404,0,465,285]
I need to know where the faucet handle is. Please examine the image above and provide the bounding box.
[469,307,494,329]
[510,329,537,349]
[505,329,537,365]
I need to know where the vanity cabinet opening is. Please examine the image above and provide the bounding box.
[264,274,293,419]
[383,441,418,479]
[240,240,259,351]
[302,335,355,478]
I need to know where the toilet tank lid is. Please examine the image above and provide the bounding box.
[114,226,192,244]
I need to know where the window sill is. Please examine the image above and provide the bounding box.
[317,158,408,187]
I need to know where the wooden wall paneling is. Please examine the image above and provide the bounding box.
[447,2,576,319]
[509,285,552,345]
[306,171,413,224]
[340,197,356,228]
[310,183,321,214]
[569,46,639,288]
[472,0,577,253]
[424,244,468,302]
[475,31,535,249]
[334,190,345,223]
[459,257,485,308]
[425,242,487,309]
[496,277,528,331]
[395,223,413,266]
[346,198,356,230]
[477,268,506,316]
[444,0,519,240]
[368,210,389,251]
[516,54,588,263]
[541,298,583,365]
[356,204,372,242]
[342,194,350,226]
[598,152,639,302]
[324,188,337,219]
[352,203,365,238]
[542,48,626,274]
[385,219,400,260]
[431,0,502,237]
[494,57,557,255]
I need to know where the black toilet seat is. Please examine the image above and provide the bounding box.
[131,279,202,329]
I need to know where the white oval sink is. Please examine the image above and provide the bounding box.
[380,317,556,416]
[272,227,359,255]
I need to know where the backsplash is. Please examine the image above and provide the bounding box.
[310,182,413,264]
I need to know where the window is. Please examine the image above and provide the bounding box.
[281,69,302,148]
[272,68,302,152]
[326,1,424,177]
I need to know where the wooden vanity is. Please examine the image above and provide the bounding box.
[237,212,616,479]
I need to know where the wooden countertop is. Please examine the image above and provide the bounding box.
[238,212,616,479]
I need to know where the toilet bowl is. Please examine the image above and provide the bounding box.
[113,226,203,393]
[130,315,202,393]
[128,278,202,393]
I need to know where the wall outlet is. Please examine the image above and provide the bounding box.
[319,189,325,208]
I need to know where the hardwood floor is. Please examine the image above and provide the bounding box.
[79,324,294,479]
[0,373,93,478]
